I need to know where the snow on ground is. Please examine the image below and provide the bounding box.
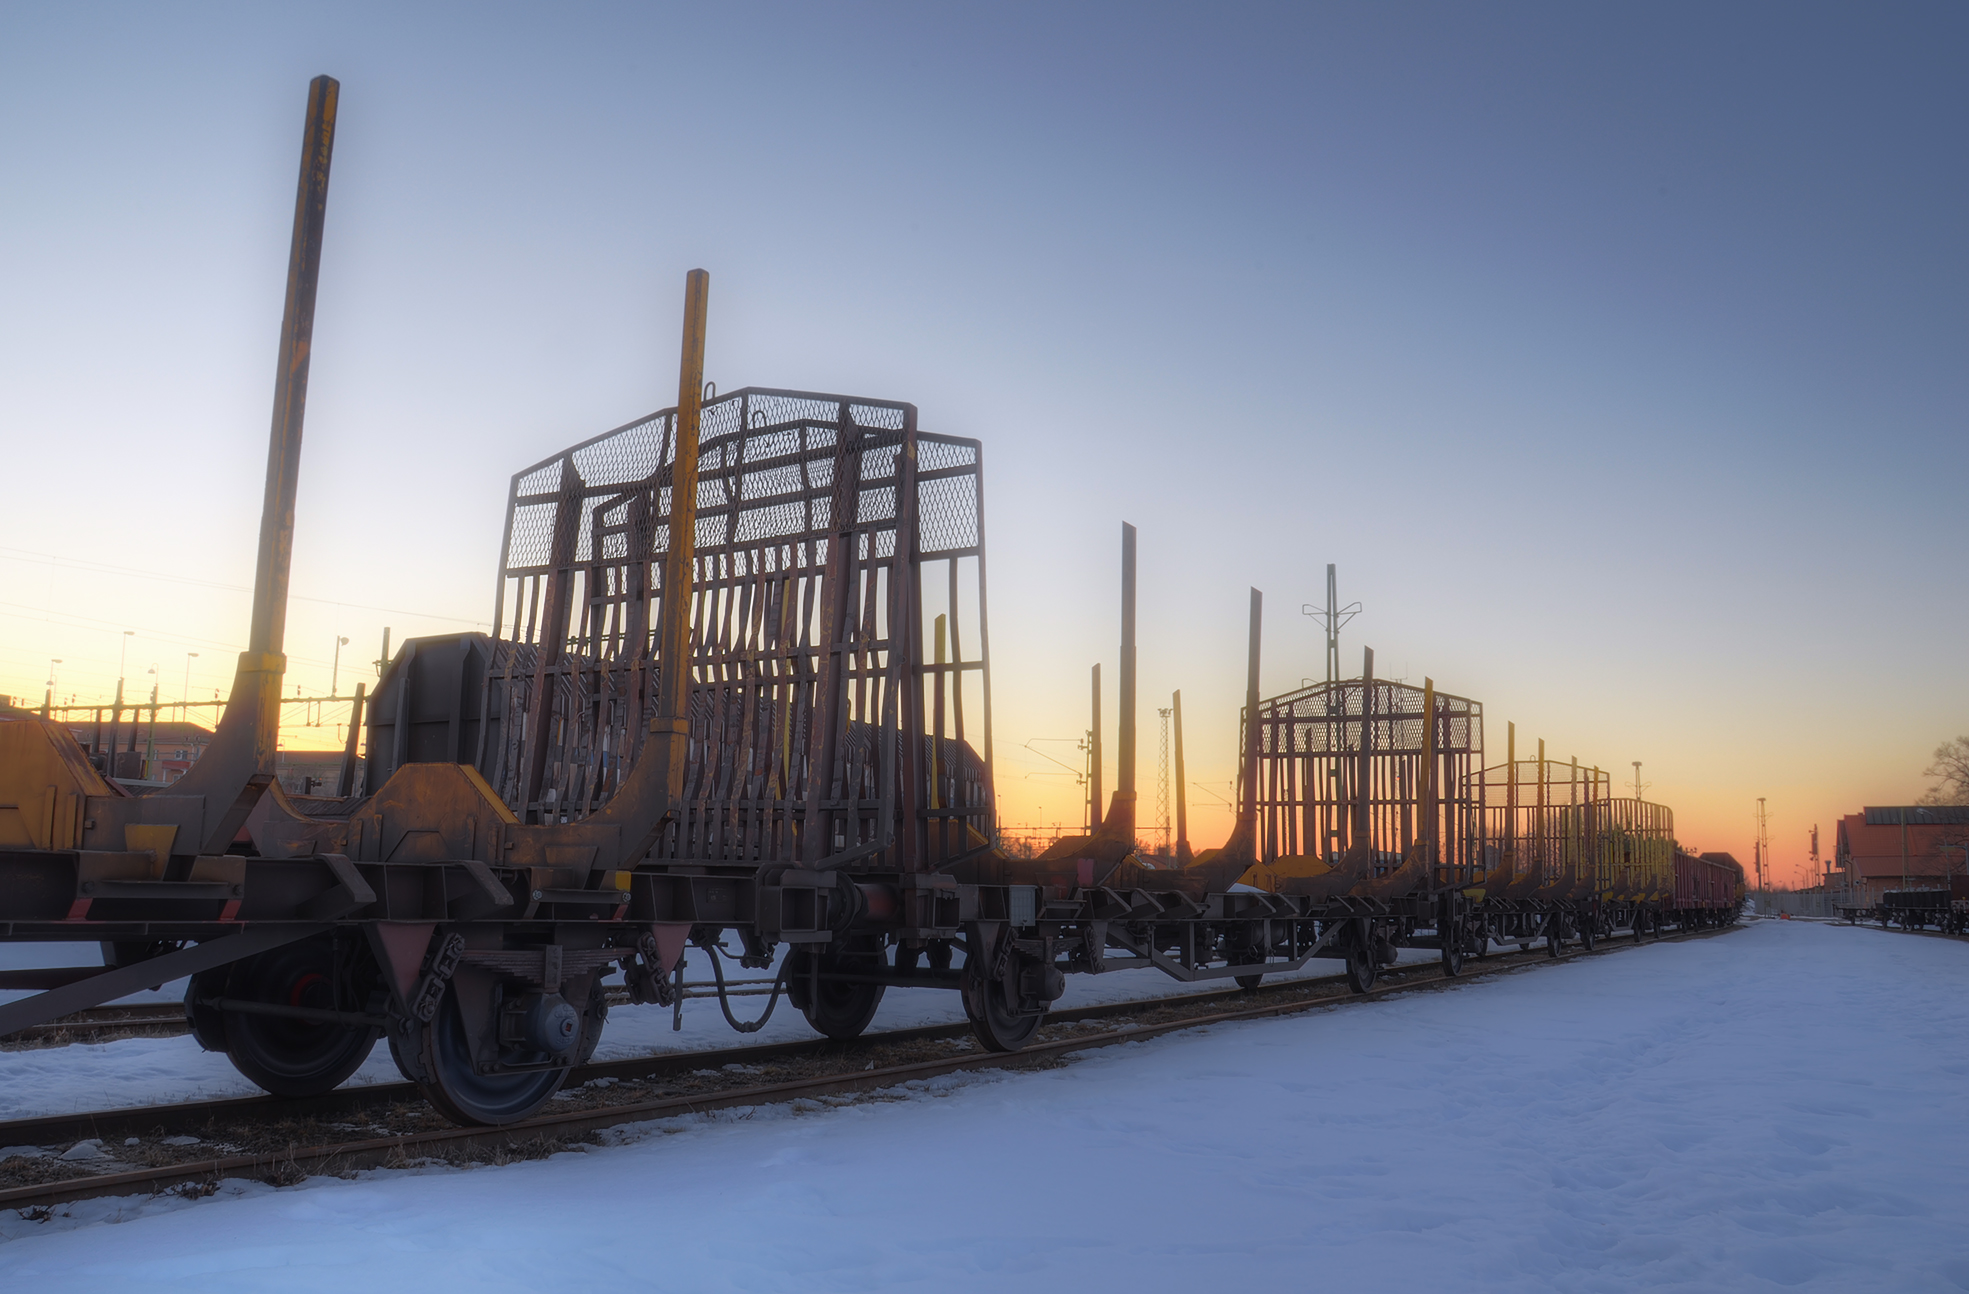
[3,918,1966,1291]
[0,940,1432,1119]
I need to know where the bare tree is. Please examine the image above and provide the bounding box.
[1919,735,1969,806]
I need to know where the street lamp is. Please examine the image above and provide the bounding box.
[111,631,137,757]
[143,665,158,779]
[181,652,198,722]
[331,635,350,697]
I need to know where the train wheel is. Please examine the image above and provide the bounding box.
[790,941,886,1041]
[1235,974,1264,991]
[412,982,569,1126]
[963,968,1043,1052]
[1437,894,1465,977]
[573,977,608,1066]
[1579,919,1596,953]
[184,967,229,1052]
[219,935,379,1098]
[1545,920,1562,958]
[1345,943,1377,993]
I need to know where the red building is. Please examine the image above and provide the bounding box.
[64,718,215,783]
[1834,807,1969,904]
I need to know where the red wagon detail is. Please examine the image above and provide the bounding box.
[1674,850,1745,912]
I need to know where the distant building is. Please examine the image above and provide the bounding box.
[64,717,215,784]
[9,703,350,793]
[1834,807,1969,904]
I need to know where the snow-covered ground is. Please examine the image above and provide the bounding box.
[3,918,1965,1290]
[0,938,1431,1119]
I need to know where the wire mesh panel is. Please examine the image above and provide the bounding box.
[1471,761,1609,891]
[1468,763,1670,898]
[480,387,993,870]
[1251,679,1484,884]
[1592,797,1674,898]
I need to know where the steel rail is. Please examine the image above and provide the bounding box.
[4,977,905,1045]
[0,924,1742,1214]
[0,962,1408,1146]
[2,1006,190,1041]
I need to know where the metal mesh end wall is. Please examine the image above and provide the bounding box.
[1469,762,1672,898]
[481,387,993,870]
[1252,678,1484,883]
[1593,796,1675,898]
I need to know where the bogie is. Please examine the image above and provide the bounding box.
[205,933,382,1099]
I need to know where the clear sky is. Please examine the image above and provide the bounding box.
[2,3,1963,881]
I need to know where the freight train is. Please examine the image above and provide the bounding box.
[0,78,1742,1126]
[1839,882,1969,934]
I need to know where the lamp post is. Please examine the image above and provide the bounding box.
[45,658,61,718]
[181,652,198,722]
[143,666,158,780]
[331,635,350,697]
[107,630,136,773]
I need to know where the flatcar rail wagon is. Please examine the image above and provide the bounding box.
[1842,888,1969,934]
[0,78,1739,1129]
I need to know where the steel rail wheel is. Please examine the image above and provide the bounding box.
[185,967,229,1053]
[962,967,1044,1052]
[1344,940,1376,993]
[1438,895,1466,978]
[1439,928,1464,978]
[788,940,886,1041]
[214,936,380,1098]
[1234,973,1265,991]
[409,984,571,1126]
[573,978,608,1066]
[958,924,1046,1052]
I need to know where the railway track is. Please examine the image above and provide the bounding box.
[1,1004,188,1045]
[0,922,1742,1215]
[2,988,687,1047]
